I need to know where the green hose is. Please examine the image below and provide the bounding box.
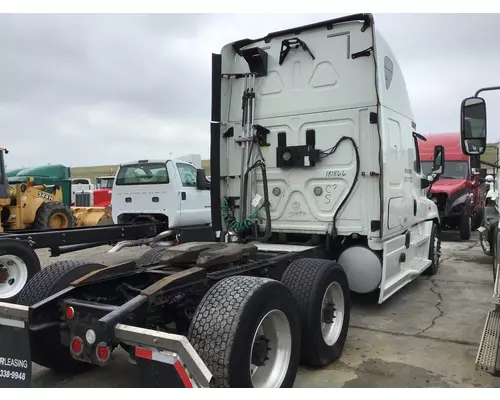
[221,197,261,233]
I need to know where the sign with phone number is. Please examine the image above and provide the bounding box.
[0,369,27,381]
[0,322,31,388]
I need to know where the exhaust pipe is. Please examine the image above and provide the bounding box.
[108,230,175,253]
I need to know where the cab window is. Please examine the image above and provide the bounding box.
[115,163,169,186]
[413,134,421,174]
[176,163,197,187]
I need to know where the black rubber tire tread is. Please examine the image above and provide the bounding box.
[33,201,74,230]
[459,213,471,240]
[0,239,41,303]
[136,247,167,268]
[187,275,301,388]
[17,259,105,373]
[472,207,484,231]
[424,222,441,276]
[280,258,350,367]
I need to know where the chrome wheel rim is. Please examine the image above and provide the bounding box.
[321,281,345,346]
[249,309,292,388]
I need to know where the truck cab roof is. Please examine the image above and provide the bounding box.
[119,158,197,167]
[419,133,470,162]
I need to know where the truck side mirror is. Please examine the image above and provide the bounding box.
[432,145,445,175]
[460,96,487,156]
[196,168,210,190]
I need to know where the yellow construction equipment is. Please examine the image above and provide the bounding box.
[72,205,112,226]
[0,148,112,233]
[0,178,74,232]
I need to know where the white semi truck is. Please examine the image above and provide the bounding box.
[0,14,445,388]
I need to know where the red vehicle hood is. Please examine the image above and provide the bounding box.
[429,179,468,195]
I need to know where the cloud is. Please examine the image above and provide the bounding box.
[1,13,499,170]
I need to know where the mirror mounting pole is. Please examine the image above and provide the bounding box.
[475,86,500,97]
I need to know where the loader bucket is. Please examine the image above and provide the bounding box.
[72,205,112,227]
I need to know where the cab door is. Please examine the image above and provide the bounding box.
[380,109,414,236]
[175,162,211,226]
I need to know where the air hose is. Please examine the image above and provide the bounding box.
[221,197,262,233]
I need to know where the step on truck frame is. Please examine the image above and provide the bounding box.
[476,225,500,375]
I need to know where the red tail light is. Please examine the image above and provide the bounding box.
[96,342,111,363]
[71,336,83,356]
[66,306,75,319]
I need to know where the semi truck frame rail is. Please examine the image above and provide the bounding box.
[0,221,168,251]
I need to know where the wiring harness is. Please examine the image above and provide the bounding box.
[319,136,361,238]
[221,157,271,241]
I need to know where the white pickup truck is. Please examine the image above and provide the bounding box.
[111,155,212,230]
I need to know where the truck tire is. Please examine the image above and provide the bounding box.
[0,239,41,303]
[423,222,441,276]
[187,275,301,388]
[17,260,106,373]
[493,225,499,283]
[459,213,471,240]
[472,207,485,231]
[33,201,74,230]
[280,258,350,367]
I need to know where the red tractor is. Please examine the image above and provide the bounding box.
[419,133,486,240]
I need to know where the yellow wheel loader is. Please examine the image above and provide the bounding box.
[1,179,74,232]
[0,148,111,232]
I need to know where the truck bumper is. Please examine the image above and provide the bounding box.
[0,302,212,388]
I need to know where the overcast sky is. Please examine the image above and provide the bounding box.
[1,13,499,170]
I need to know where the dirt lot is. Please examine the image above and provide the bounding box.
[30,231,500,388]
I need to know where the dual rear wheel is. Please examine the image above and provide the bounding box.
[14,255,350,388]
[187,258,350,388]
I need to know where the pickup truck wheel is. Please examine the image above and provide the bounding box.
[480,227,493,256]
[187,275,301,388]
[0,240,41,303]
[472,207,484,231]
[16,260,106,373]
[459,213,471,240]
[423,222,441,276]
[280,258,350,367]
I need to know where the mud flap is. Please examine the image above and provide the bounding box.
[0,304,31,388]
[134,347,195,388]
[114,324,212,388]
